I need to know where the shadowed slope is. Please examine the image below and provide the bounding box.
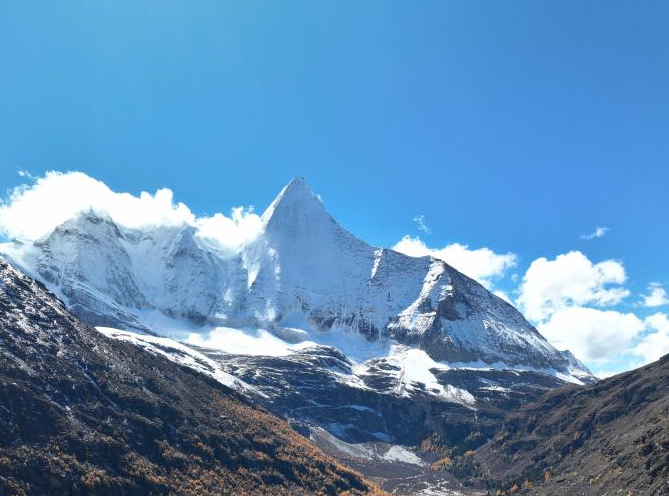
[476,355,669,495]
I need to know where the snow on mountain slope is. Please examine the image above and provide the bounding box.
[31,210,151,330]
[96,326,256,395]
[231,178,587,378]
[0,177,593,387]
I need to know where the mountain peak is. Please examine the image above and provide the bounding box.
[260,177,328,229]
[49,208,122,239]
[285,176,310,191]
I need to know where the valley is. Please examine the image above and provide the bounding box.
[0,178,665,495]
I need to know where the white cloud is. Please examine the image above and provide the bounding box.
[0,171,192,239]
[516,250,668,371]
[517,251,629,322]
[392,235,517,289]
[593,370,619,379]
[412,214,431,234]
[493,290,512,304]
[538,306,645,362]
[0,171,261,251]
[195,207,262,250]
[581,226,609,240]
[641,283,669,307]
[634,313,669,365]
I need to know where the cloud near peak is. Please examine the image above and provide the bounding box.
[516,250,669,367]
[392,235,517,289]
[537,306,644,363]
[516,250,629,322]
[0,171,262,250]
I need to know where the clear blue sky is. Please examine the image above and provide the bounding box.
[1,1,668,374]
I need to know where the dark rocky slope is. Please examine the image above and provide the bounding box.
[206,346,568,447]
[0,258,385,496]
[476,354,669,496]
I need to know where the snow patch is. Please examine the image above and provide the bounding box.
[96,327,258,395]
[386,346,476,406]
[382,445,424,466]
[449,359,585,386]
[310,427,424,467]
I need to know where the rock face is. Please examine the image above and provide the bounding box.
[0,257,382,496]
[476,354,669,496]
[2,178,592,382]
[34,210,150,330]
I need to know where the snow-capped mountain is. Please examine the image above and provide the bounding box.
[1,177,591,384]
[246,178,579,372]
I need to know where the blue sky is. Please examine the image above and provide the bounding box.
[0,1,668,375]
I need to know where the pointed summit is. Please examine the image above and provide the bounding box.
[250,177,372,300]
[260,177,332,232]
[283,176,311,194]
